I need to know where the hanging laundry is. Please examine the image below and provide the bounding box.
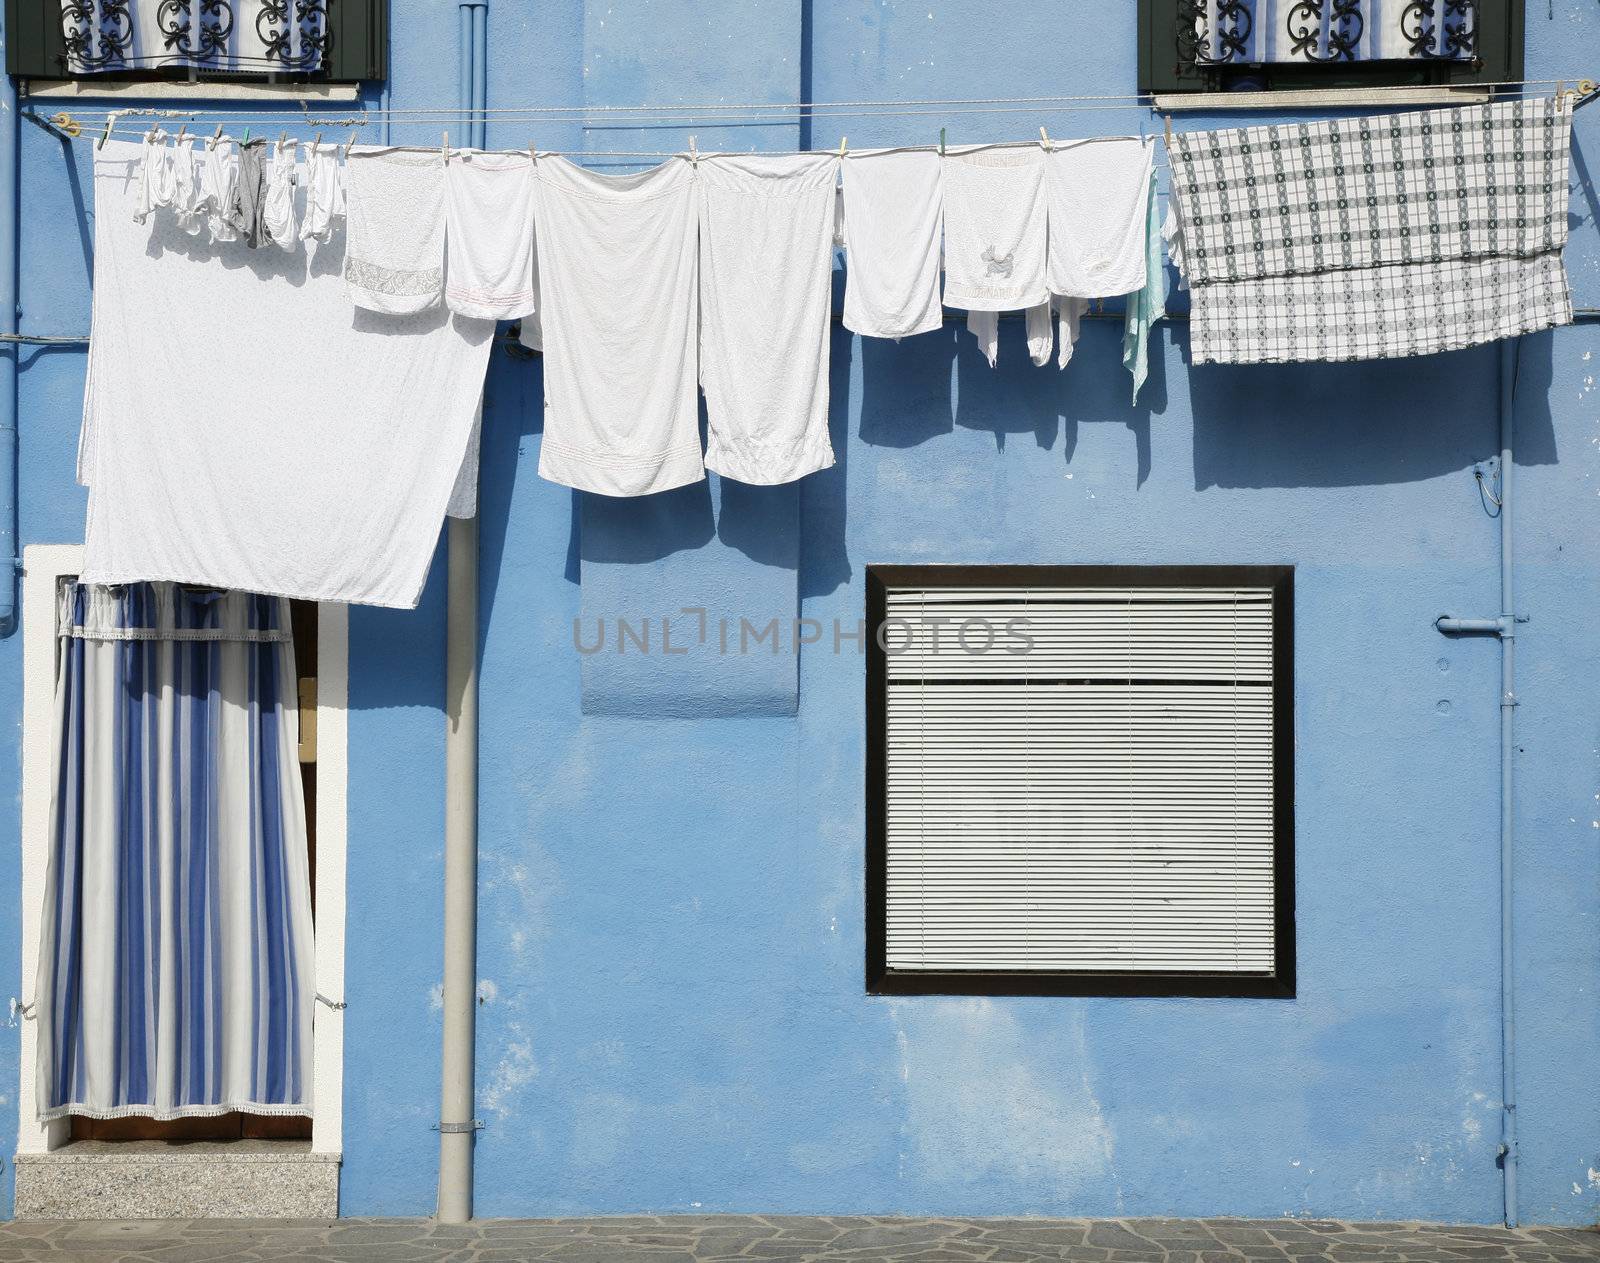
[232,139,270,249]
[1166,97,1574,364]
[170,135,202,236]
[344,148,447,314]
[444,151,539,320]
[1122,176,1167,405]
[79,142,494,608]
[698,153,837,486]
[942,146,1048,366]
[262,139,299,250]
[1045,136,1154,301]
[531,155,702,497]
[131,129,170,225]
[199,140,241,243]
[839,149,944,340]
[299,144,345,244]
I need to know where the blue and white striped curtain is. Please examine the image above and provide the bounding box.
[58,0,326,75]
[1191,0,1477,63]
[34,582,314,1122]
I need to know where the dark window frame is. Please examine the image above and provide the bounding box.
[865,563,1296,999]
[1138,0,1523,98]
[5,0,387,83]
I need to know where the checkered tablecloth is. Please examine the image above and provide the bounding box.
[1167,96,1573,365]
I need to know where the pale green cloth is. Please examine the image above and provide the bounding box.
[1122,175,1167,406]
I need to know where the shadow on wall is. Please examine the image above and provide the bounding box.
[1189,330,1559,490]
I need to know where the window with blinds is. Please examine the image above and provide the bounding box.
[865,565,1294,998]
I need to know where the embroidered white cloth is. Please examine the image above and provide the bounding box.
[80,143,495,608]
[839,149,944,340]
[445,152,539,320]
[531,155,703,497]
[1166,97,1574,364]
[1045,137,1154,299]
[344,148,447,314]
[941,147,1048,314]
[698,153,837,485]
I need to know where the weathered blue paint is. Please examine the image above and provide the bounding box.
[2,0,1600,1229]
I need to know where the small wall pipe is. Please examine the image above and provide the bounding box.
[1434,337,1522,1226]
[0,19,21,637]
[437,0,488,1227]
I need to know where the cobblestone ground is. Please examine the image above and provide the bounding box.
[1,1217,1599,1262]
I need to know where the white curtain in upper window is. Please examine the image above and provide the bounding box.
[59,0,326,74]
[1191,0,1476,64]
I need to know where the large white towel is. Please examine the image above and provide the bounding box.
[941,146,1048,314]
[80,143,494,608]
[343,148,447,314]
[531,155,703,498]
[698,153,837,486]
[1045,137,1154,299]
[840,148,944,340]
[445,151,539,320]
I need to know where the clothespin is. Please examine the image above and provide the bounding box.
[528,142,536,166]
[1039,125,1051,152]
[689,135,699,165]
[838,135,847,159]
[176,123,187,143]
[209,123,223,150]
[97,110,119,151]
[939,127,946,156]
[442,131,449,166]
[311,131,322,155]
[1163,112,1175,150]
[242,126,251,145]
[278,130,287,147]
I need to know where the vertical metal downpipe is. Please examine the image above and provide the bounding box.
[1496,337,1519,1227]
[438,0,487,1226]
[0,20,21,636]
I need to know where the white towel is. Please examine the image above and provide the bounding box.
[531,155,703,498]
[298,145,344,244]
[840,149,944,340]
[698,153,837,486]
[81,142,494,609]
[344,148,447,314]
[262,140,299,250]
[941,146,1048,314]
[1045,137,1155,299]
[445,151,538,320]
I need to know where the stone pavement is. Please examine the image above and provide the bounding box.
[0,1216,1598,1262]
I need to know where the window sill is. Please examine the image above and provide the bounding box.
[1154,84,1495,112]
[22,79,362,103]
[13,1140,340,1219]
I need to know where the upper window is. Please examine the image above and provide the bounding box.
[866,565,1295,998]
[1139,0,1523,101]
[5,0,386,85]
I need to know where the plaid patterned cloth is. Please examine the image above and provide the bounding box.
[1168,97,1574,365]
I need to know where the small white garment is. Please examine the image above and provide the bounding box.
[200,141,241,242]
[170,137,202,235]
[839,148,943,340]
[698,153,837,485]
[343,148,447,314]
[298,144,345,243]
[263,140,299,250]
[132,130,169,224]
[941,146,1048,314]
[964,303,1054,370]
[1053,295,1089,369]
[1045,136,1155,299]
[82,142,494,608]
[445,151,538,320]
[531,155,702,498]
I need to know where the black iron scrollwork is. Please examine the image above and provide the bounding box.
[61,0,132,71]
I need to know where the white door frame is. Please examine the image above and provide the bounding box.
[14,544,349,1157]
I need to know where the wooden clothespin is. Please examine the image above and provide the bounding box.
[97,110,119,150]
[939,126,946,156]
[344,129,358,160]
[442,131,450,166]
[1163,112,1174,149]
[311,131,322,155]
[176,123,187,143]
[689,135,699,164]
[278,130,287,147]
[1039,125,1051,151]
[528,142,536,166]
[209,123,223,150]
[838,135,847,159]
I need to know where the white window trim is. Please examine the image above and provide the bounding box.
[15,544,348,1157]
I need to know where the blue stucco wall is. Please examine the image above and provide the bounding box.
[3,0,1600,1227]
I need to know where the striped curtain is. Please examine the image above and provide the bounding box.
[34,582,314,1122]
[1191,0,1477,64]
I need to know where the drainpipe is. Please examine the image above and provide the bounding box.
[438,0,487,1226]
[1436,337,1523,1226]
[0,24,20,637]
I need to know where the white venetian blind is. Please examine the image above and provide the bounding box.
[883,584,1278,975]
